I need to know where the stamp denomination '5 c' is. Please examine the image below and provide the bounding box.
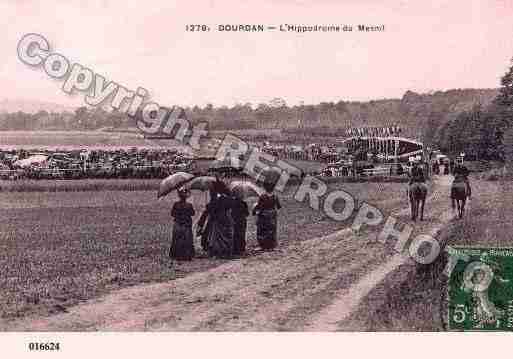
[448,247,513,331]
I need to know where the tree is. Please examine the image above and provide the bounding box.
[204,103,214,113]
[335,100,348,114]
[35,110,49,118]
[269,98,286,108]
[318,102,334,125]
[268,98,288,128]
[491,59,513,131]
[494,59,513,109]
[74,106,89,129]
[502,127,513,169]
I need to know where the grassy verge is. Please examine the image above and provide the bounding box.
[345,178,512,331]
[0,179,161,193]
[344,236,452,331]
[0,174,408,193]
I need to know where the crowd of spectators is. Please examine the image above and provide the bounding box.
[259,142,344,163]
[0,148,192,180]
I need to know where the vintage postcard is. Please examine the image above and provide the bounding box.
[1,0,513,357]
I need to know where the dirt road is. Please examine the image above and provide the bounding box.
[3,176,458,331]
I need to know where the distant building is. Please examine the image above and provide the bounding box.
[339,135,423,162]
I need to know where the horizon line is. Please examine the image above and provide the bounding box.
[0,86,500,112]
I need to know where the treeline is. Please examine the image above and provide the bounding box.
[0,107,134,131]
[435,61,513,161]
[184,90,499,137]
[0,89,498,135]
[437,104,503,160]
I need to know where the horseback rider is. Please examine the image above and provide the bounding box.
[409,161,425,186]
[407,160,428,220]
[452,162,472,198]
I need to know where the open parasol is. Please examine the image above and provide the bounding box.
[185,175,231,194]
[229,181,263,199]
[257,166,282,185]
[184,175,217,191]
[157,171,194,198]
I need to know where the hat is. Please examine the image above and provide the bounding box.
[177,187,189,197]
[213,179,230,195]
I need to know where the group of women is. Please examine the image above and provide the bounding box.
[169,180,281,261]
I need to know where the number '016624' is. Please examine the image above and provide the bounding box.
[28,342,61,351]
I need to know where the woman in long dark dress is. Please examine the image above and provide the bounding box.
[169,188,195,261]
[196,182,234,259]
[253,182,281,251]
[231,194,249,256]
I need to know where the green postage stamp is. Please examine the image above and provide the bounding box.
[448,247,513,331]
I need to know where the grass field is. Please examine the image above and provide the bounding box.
[0,180,409,322]
[0,179,161,193]
[0,131,145,148]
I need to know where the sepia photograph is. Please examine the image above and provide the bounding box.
[1,0,513,356]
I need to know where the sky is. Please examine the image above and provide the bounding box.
[1,0,513,108]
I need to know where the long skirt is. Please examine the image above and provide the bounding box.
[202,218,234,259]
[256,209,278,250]
[451,181,470,199]
[170,222,195,260]
[232,218,247,256]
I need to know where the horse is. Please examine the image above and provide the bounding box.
[408,182,428,221]
[451,181,469,219]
